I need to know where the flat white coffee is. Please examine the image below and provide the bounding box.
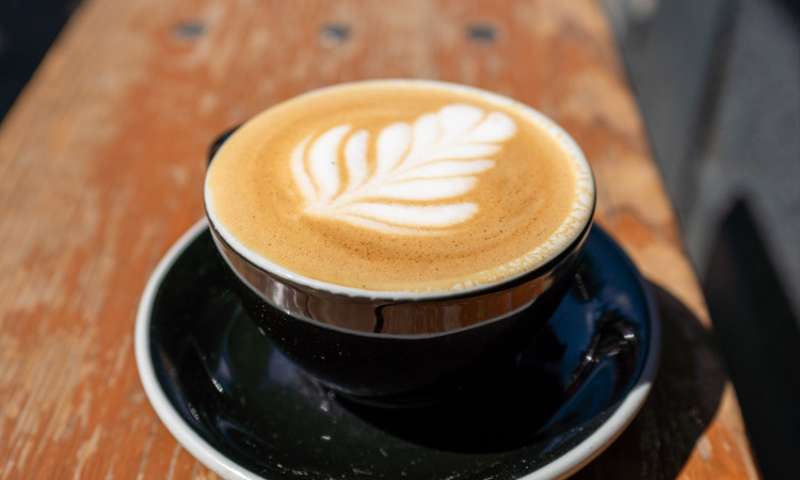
[205,80,594,293]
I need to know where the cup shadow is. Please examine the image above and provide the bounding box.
[152,227,721,478]
[572,283,726,479]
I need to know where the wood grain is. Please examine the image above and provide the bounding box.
[0,0,758,478]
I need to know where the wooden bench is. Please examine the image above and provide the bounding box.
[0,1,758,477]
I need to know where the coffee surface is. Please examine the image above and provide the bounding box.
[206,81,593,292]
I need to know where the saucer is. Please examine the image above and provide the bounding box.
[135,220,659,480]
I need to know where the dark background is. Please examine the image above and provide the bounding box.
[1,0,797,477]
[604,1,800,476]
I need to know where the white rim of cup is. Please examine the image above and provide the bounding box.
[135,218,660,480]
[204,79,596,300]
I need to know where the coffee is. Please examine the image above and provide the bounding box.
[205,80,593,293]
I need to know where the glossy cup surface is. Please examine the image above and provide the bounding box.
[204,80,596,405]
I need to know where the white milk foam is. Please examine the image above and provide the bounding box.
[291,104,517,235]
[206,80,595,296]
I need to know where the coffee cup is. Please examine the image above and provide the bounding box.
[204,80,595,406]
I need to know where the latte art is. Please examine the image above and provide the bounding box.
[205,80,594,293]
[291,104,517,235]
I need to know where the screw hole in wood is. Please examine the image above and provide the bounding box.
[467,23,497,44]
[320,23,351,46]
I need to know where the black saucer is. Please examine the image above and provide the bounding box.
[136,221,658,479]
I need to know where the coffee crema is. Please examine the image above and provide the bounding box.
[205,80,594,293]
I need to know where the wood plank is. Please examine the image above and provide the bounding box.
[0,0,758,478]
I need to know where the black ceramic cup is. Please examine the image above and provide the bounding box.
[203,82,596,407]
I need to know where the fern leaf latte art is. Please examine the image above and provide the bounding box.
[291,104,517,235]
[205,81,594,293]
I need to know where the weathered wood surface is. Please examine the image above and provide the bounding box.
[0,0,758,478]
